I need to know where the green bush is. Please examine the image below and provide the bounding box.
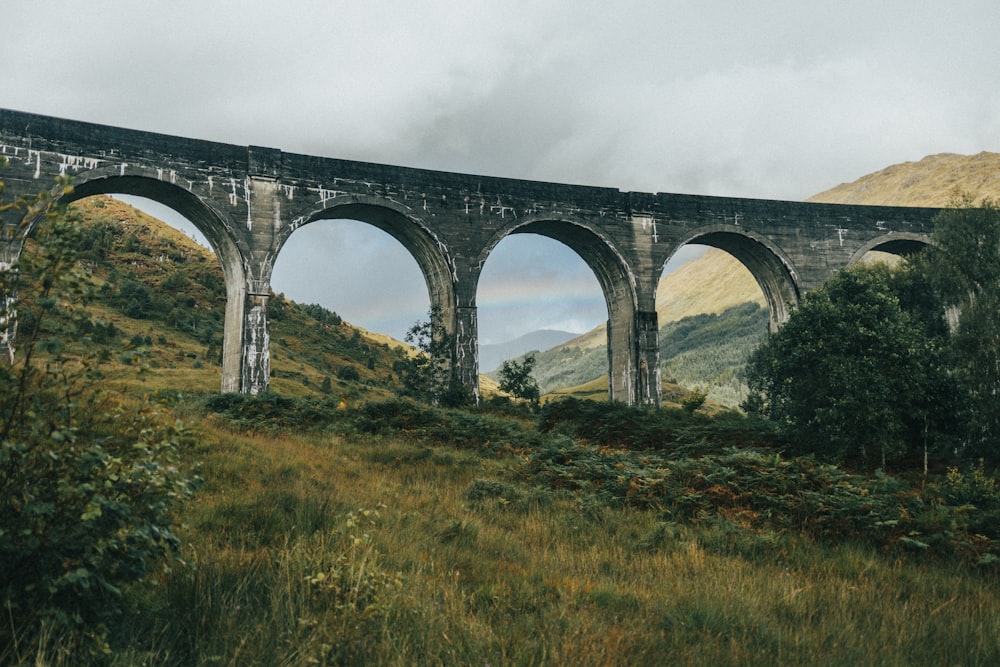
[0,182,198,655]
[337,364,361,382]
[538,397,781,456]
[517,437,999,566]
[203,392,343,431]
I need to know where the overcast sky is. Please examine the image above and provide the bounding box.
[4,1,999,342]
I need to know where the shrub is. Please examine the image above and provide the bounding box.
[337,364,361,382]
[0,181,198,655]
[204,392,342,432]
[538,397,781,456]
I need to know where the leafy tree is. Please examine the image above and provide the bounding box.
[0,180,197,655]
[920,195,1000,461]
[497,354,541,405]
[743,264,959,469]
[394,308,472,406]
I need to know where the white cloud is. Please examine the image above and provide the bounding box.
[5,0,1000,342]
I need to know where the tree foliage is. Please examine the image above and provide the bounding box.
[497,353,540,404]
[921,195,1000,460]
[743,263,960,469]
[0,180,198,656]
[394,308,472,407]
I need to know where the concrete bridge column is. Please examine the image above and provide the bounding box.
[234,173,285,395]
[634,310,661,406]
[240,291,270,394]
[607,308,634,404]
[608,309,662,406]
[453,305,479,401]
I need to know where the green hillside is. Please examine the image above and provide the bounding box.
[522,252,768,406]
[63,195,407,402]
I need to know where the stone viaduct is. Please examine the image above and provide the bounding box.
[0,109,942,405]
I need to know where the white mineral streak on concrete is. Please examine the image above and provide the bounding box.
[244,178,253,230]
[279,184,295,200]
[157,168,164,180]
[243,303,270,395]
[27,150,40,179]
[228,178,239,206]
[120,163,128,176]
[207,176,214,193]
[57,154,101,176]
[837,228,847,246]
[316,186,340,203]
[0,260,15,364]
[633,214,657,241]
[490,196,516,218]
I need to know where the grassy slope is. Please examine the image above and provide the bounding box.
[809,151,1000,207]
[98,412,998,666]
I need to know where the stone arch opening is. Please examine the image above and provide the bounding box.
[272,198,463,394]
[271,221,428,342]
[476,234,605,392]
[477,218,640,403]
[274,199,456,336]
[655,230,798,407]
[62,174,249,392]
[848,232,932,266]
[669,228,800,333]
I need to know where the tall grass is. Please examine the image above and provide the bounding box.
[89,408,1000,667]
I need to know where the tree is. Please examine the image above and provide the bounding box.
[921,195,1000,461]
[394,308,472,406]
[0,179,197,656]
[497,354,540,405]
[743,263,959,469]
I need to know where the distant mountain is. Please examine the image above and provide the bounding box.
[479,329,578,373]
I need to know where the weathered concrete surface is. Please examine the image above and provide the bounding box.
[0,109,943,403]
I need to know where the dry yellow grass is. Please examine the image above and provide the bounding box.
[809,151,1000,207]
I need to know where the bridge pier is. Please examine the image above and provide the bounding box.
[453,305,480,402]
[635,310,661,406]
[240,292,271,395]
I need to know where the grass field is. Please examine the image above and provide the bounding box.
[45,397,989,667]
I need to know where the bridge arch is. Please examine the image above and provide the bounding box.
[59,170,251,392]
[276,195,458,332]
[477,217,644,403]
[848,231,932,266]
[669,226,801,331]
